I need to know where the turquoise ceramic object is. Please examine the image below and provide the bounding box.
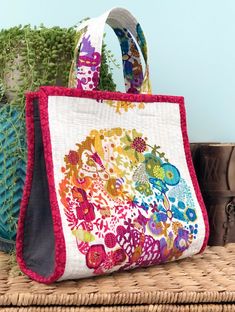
[0,103,26,252]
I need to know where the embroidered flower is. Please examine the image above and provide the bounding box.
[86,244,106,269]
[174,229,190,252]
[112,248,126,265]
[135,182,153,196]
[162,163,180,186]
[185,207,197,222]
[67,150,79,165]
[149,214,171,237]
[106,178,122,197]
[72,176,92,190]
[94,254,114,274]
[131,137,146,153]
[72,188,95,222]
[145,155,162,177]
[152,165,165,180]
[177,201,186,209]
[148,217,164,235]
[121,130,147,163]
[104,232,117,248]
[153,198,187,224]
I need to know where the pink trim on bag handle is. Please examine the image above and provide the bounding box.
[69,7,152,94]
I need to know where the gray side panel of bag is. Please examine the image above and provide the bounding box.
[23,98,55,277]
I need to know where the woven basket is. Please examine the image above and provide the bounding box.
[0,244,235,311]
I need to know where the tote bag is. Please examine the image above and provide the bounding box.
[16,7,209,283]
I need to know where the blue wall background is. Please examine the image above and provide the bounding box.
[1,0,234,142]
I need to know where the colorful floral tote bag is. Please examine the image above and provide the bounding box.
[16,8,209,283]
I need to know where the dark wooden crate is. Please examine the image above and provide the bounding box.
[190,143,235,246]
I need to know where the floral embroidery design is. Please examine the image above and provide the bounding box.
[59,128,198,275]
[114,27,144,94]
[105,100,145,114]
[76,35,101,90]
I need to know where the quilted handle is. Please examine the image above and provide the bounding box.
[69,7,152,94]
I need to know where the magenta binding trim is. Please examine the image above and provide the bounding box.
[40,86,185,104]
[16,86,209,283]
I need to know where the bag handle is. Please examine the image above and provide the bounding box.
[69,7,152,94]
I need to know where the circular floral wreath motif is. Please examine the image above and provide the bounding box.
[59,128,198,275]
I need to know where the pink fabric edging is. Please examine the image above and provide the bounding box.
[40,86,185,104]
[16,91,66,284]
